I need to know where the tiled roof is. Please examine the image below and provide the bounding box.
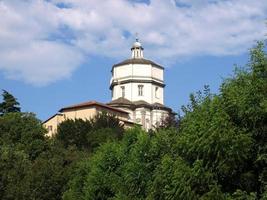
[112,58,164,69]
[59,101,129,114]
[107,97,133,105]
[108,98,173,112]
[42,113,63,124]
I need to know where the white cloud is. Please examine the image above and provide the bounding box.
[0,41,83,86]
[0,0,266,86]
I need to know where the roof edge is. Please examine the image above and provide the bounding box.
[59,101,129,114]
[112,58,164,71]
[42,113,63,124]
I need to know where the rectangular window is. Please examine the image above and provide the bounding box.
[155,87,159,98]
[48,125,53,132]
[138,85,143,96]
[121,86,125,97]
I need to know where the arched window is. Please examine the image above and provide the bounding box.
[138,85,144,96]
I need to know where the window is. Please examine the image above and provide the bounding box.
[121,86,125,97]
[48,125,53,132]
[155,87,159,98]
[138,85,143,96]
[112,89,114,98]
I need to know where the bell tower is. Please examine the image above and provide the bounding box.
[131,36,144,58]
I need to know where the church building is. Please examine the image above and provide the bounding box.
[107,38,173,130]
[43,38,173,136]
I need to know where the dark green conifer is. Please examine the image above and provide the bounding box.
[0,90,21,115]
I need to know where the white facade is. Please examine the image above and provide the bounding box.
[108,38,172,130]
[111,68,164,104]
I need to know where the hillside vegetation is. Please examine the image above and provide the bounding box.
[0,42,266,200]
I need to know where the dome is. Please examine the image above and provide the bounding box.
[112,58,164,69]
[133,41,142,48]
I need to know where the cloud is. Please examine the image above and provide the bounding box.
[0,0,84,86]
[0,0,266,86]
[0,41,83,86]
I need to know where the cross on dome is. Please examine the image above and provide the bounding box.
[135,32,139,41]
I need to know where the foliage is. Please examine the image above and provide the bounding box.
[21,141,84,200]
[56,119,92,149]
[0,90,21,115]
[0,41,266,199]
[64,128,156,200]
[64,41,267,199]
[0,146,31,200]
[177,94,254,191]
[0,112,47,160]
[0,111,86,200]
[56,112,124,151]
[89,112,124,133]
[158,113,180,130]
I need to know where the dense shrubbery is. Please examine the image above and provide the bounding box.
[0,42,266,199]
[0,103,124,199]
[56,112,124,151]
[0,112,84,200]
[63,42,267,199]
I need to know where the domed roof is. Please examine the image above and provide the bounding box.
[133,41,142,48]
[112,58,164,69]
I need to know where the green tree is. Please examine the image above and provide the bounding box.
[220,41,267,196]
[64,41,267,199]
[148,156,224,200]
[22,141,85,200]
[63,127,180,200]
[89,112,124,132]
[0,90,21,115]
[56,119,92,149]
[0,146,31,200]
[0,112,86,200]
[0,112,47,160]
[176,41,266,196]
[56,112,125,151]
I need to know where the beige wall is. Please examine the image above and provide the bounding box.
[43,114,64,137]
[43,105,131,137]
[95,107,129,121]
[63,107,97,120]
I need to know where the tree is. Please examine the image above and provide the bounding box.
[56,119,92,149]
[0,146,31,200]
[56,112,125,151]
[176,41,266,197]
[0,112,47,160]
[157,114,180,130]
[220,41,267,197]
[63,127,180,200]
[21,141,85,200]
[0,111,87,200]
[63,41,267,199]
[87,112,125,151]
[0,90,21,115]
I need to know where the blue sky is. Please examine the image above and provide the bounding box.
[0,0,266,120]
